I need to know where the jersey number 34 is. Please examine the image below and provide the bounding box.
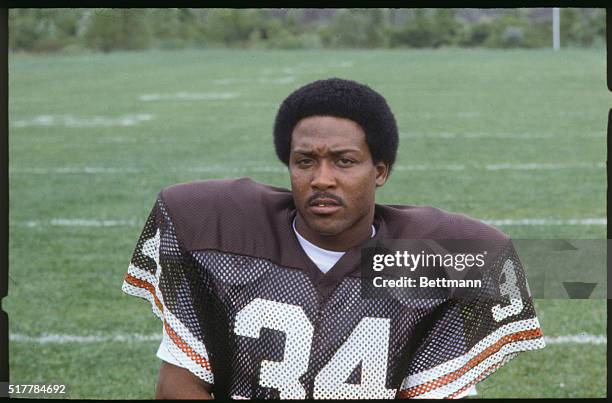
[234,298,397,399]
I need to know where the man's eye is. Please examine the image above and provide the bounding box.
[337,158,354,167]
[296,159,314,167]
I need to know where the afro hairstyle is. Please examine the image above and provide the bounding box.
[273,77,399,172]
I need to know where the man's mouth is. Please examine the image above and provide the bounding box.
[308,197,342,215]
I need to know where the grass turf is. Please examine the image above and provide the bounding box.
[7,48,608,398]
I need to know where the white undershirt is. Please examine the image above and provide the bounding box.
[292,218,376,273]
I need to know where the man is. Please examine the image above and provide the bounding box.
[122,78,545,399]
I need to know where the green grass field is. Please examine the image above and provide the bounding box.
[6,48,608,398]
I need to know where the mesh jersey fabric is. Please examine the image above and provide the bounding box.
[122,178,545,399]
[154,217,374,365]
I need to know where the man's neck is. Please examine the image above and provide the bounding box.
[294,212,375,252]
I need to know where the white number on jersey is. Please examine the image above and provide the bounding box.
[491,259,524,322]
[314,317,396,399]
[234,298,396,399]
[234,298,313,399]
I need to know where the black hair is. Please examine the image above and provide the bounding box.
[273,77,399,172]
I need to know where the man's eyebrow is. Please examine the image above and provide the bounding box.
[291,148,362,155]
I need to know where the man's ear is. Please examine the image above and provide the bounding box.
[374,161,389,187]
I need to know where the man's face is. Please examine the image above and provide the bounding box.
[289,116,388,250]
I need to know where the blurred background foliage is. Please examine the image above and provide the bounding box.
[8,8,606,53]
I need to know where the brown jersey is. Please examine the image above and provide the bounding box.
[122,177,544,399]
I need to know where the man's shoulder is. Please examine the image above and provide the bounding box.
[158,177,294,251]
[160,177,290,209]
[377,204,508,241]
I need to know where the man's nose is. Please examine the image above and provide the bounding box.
[311,161,336,189]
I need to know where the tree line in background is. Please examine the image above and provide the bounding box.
[9,8,605,53]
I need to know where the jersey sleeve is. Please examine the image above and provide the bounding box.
[121,194,214,384]
[397,240,545,399]
[156,338,183,367]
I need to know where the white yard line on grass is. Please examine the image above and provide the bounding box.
[394,162,606,171]
[212,76,295,85]
[10,333,161,343]
[12,114,153,128]
[49,219,137,227]
[258,76,295,84]
[394,164,466,171]
[9,332,606,345]
[544,335,607,345]
[381,163,606,171]
[184,166,287,173]
[16,219,138,228]
[485,162,605,171]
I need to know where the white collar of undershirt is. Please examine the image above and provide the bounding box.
[292,218,376,273]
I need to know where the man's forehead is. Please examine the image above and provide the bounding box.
[290,116,367,152]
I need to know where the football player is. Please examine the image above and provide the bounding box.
[122,78,544,399]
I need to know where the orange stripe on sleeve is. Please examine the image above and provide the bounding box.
[123,272,212,372]
[124,273,164,312]
[164,321,212,371]
[399,328,542,398]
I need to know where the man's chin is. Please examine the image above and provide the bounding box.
[305,221,345,238]
[298,211,348,237]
